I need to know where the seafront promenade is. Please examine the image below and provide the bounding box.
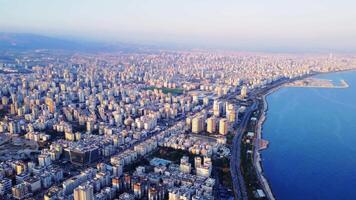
[251,81,288,200]
[253,91,276,200]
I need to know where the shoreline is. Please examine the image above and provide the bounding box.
[254,85,282,200]
[253,68,356,200]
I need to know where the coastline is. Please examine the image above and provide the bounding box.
[252,68,356,200]
[254,85,283,200]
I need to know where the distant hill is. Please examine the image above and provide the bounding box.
[0,33,140,52]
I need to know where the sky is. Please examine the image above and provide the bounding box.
[0,0,356,52]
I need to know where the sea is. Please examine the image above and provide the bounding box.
[262,70,356,200]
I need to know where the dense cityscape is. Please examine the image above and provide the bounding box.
[0,50,356,200]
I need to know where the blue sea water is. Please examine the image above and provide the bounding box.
[262,71,356,200]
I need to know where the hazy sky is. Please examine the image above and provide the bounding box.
[1,0,356,52]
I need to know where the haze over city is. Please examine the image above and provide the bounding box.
[1,0,356,52]
[1,1,356,200]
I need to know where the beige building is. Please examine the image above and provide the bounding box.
[227,104,238,123]
[240,85,248,98]
[213,100,222,117]
[206,117,216,134]
[74,184,94,200]
[192,116,204,134]
[180,156,192,174]
[219,118,229,135]
[194,157,202,168]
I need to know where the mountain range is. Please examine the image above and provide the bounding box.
[0,33,141,52]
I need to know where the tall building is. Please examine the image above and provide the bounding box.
[112,164,123,177]
[148,187,158,200]
[86,120,94,134]
[186,117,192,129]
[203,97,209,105]
[196,157,212,177]
[12,183,29,200]
[206,117,216,134]
[74,184,94,200]
[192,116,204,134]
[133,182,143,199]
[219,118,229,135]
[180,156,192,174]
[112,177,122,191]
[240,85,248,98]
[8,121,20,134]
[38,154,52,167]
[192,94,199,105]
[194,157,202,168]
[227,104,238,123]
[45,97,56,113]
[1,96,9,105]
[228,109,237,124]
[78,90,85,103]
[0,178,12,196]
[213,100,222,117]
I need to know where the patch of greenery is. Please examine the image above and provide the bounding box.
[226,133,234,146]
[214,157,233,189]
[240,103,268,200]
[0,108,8,119]
[150,147,193,164]
[144,86,184,95]
[124,157,150,173]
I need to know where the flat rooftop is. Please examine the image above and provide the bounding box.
[150,157,172,167]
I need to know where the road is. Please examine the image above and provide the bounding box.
[229,76,311,200]
[229,77,293,200]
[230,100,257,200]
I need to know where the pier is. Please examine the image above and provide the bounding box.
[285,78,349,88]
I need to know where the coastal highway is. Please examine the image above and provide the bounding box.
[229,78,291,200]
[229,71,348,200]
[230,101,257,200]
[235,77,307,200]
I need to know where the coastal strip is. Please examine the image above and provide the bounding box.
[233,68,356,200]
[253,86,282,200]
[251,69,355,200]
